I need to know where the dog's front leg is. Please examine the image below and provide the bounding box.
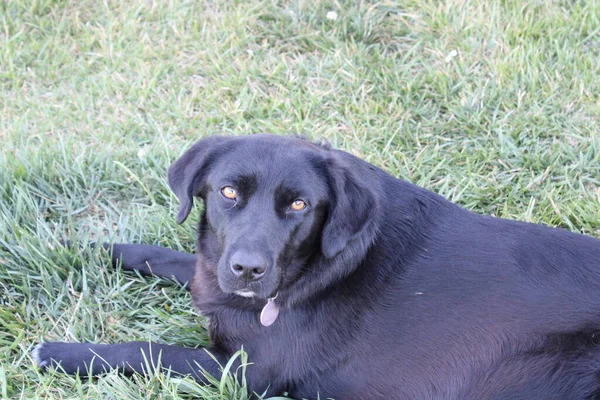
[33,341,224,381]
[104,243,197,286]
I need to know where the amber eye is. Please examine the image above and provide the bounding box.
[221,186,237,200]
[291,200,307,211]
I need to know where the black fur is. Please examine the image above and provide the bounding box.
[34,134,600,399]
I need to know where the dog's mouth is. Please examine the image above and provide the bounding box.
[234,289,257,298]
[229,282,279,299]
[218,274,280,299]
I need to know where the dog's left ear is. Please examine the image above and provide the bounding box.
[321,153,379,259]
[168,136,232,224]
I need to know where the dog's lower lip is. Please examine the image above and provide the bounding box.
[234,290,256,298]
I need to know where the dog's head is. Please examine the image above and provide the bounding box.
[168,135,379,300]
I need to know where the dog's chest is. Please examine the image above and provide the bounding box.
[209,305,349,387]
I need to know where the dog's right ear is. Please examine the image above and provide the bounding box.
[168,136,231,224]
[321,152,379,259]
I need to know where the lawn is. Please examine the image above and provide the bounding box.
[1,0,599,398]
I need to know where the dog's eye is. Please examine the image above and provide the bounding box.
[221,186,237,200]
[291,200,307,211]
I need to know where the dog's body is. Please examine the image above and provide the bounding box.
[34,135,600,399]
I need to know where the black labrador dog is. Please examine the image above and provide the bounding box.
[34,134,600,399]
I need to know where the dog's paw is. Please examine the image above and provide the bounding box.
[31,342,111,376]
[32,342,53,370]
[32,342,81,373]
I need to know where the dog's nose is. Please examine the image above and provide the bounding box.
[229,250,268,281]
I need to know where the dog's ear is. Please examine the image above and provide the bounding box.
[168,136,231,224]
[321,153,379,259]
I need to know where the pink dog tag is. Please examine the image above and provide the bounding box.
[260,296,280,327]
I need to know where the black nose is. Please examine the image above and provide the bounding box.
[229,250,268,281]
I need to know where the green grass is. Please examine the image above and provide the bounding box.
[1,0,599,398]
